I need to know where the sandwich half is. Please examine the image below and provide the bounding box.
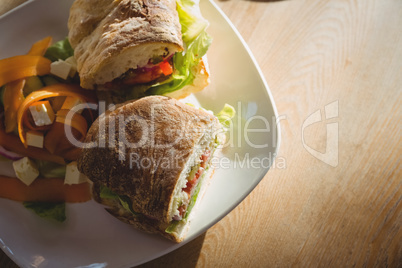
[77,96,224,242]
[68,0,212,101]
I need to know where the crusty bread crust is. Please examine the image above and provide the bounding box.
[90,166,215,243]
[77,96,220,224]
[68,0,183,89]
[90,182,178,241]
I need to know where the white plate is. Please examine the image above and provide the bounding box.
[0,0,281,267]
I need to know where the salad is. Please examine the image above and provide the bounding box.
[0,37,96,221]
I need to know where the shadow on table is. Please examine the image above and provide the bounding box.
[0,249,19,268]
[138,232,207,268]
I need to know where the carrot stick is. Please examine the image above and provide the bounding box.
[28,36,52,56]
[0,124,65,165]
[3,79,25,133]
[23,112,52,131]
[56,109,88,138]
[0,55,51,87]
[0,176,91,203]
[2,36,53,133]
[44,122,83,161]
[17,84,96,147]
[60,147,82,162]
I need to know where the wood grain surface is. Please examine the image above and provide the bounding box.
[1,0,401,267]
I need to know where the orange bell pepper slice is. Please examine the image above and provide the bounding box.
[23,112,53,132]
[2,36,53,133]
[44,116,86,162]
[44,122,65,154]
[27,36,52,56]
[3,79,25,133]
[0,176,91,203]
[0,123,65,165]
[0,55,51,87]
[17,83,95,147]
[44,121,82,155]
[61,147,83,162]
[56,109,88,139]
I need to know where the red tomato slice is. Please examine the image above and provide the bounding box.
[159,61,173,76]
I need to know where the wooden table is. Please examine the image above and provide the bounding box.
[1,0,401,267]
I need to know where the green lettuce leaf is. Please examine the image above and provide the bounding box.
[100,185,140,216]
[183,166,204,220]
[118,195,141,216]
[100,185,119,199]
[165,165,208,233]
[23,201,66,222]
[216,104,236,128]
[34,160,66,178]
[176,0,209,44]
[165,218,180,233]
[146,0,212,96]
[44,37,74,62]
[186,103,236,128]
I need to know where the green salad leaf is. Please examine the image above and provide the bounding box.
[100,185,119,199]
[165,165,208,233]
[165,219,180,233]
[23,201,66,222]
[34,160,66,178]
[216,104,236,128]
[146,0,212,96]
[118,195,141,216]
[183,166,204,221]
[100,185,140,216]
[177,0,209,44]
[44,37,74,62]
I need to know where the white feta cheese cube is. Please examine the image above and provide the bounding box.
[26,131,44,148]
[65,161,88,185]
[50,60,72,80]
[29,101,55,126]
[12,157,39,186]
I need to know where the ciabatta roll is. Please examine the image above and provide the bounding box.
[77,96,223,242]
[68,0,211,100]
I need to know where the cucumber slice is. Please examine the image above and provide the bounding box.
[23,76,44,96]
[41,75,60,86]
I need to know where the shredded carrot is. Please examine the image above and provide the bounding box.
[27,36,52,56]
[44,122,83,161]
[0,55,51,87]
[0,176,91,203]
[17,84,96,147]
[44,122,73,154]
[23,112,52,131]
[0,37,92,204]
[43,122,61,154]
[56,109,88,138]
[0,123,65,165]
[2,36,53,133]
[61,147,83,162]
[3,79,25,133]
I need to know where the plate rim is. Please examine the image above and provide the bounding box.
[0,0,282,266]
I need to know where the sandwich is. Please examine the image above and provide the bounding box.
[77,96,225,242]
[68,0,212,102]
